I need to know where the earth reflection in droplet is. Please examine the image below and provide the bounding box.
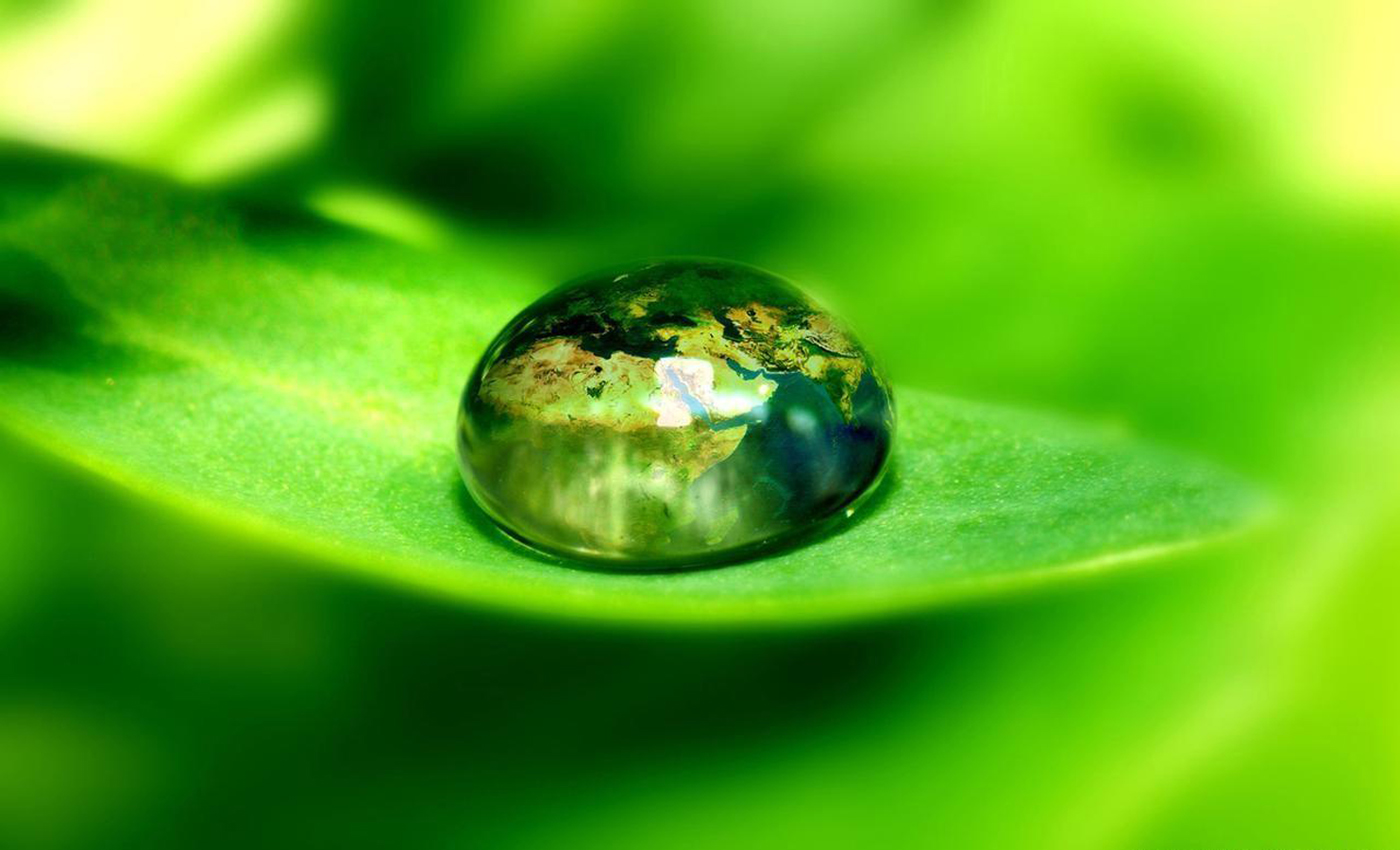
[457,258,894,569]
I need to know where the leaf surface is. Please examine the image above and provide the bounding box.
[0,154,1262,624]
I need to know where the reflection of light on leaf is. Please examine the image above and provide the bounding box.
[307,183,453,251]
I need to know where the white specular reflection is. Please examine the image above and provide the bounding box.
[650,357,768,428]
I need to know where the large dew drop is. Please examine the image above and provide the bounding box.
[457,258,894,569]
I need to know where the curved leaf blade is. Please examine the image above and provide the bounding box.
[0,155,1263,624]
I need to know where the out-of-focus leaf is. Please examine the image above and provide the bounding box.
[0,153,1261,624]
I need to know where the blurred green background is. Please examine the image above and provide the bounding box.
[0,1,1397,847]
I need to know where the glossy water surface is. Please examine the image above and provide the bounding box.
[457,258,894,568]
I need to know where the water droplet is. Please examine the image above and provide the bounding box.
[457,258,894,569]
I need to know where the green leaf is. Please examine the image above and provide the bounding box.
[0,152,1263,625]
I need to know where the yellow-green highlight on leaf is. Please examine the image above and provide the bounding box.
[0,152,1267,625]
